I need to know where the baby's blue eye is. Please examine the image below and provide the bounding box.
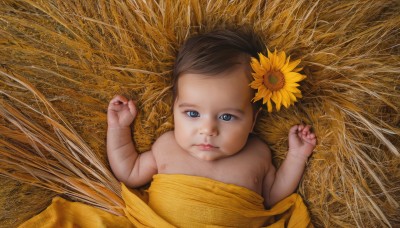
[186,111,200,118]
[219,114,233,121]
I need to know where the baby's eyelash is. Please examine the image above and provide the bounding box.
[185,110,200,118]
[219,114,235,121]
[183,111,237,121]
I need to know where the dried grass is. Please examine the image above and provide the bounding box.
[0,0,399,227]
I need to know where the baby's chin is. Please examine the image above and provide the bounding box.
[187,147,237,162]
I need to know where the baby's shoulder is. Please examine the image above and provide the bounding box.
[246,134,269,150]
[244,134,271,158]
[155,130,175,141]
[151,131,176,154]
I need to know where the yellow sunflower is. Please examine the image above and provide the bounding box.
[250,49,306,112]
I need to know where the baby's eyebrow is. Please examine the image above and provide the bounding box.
[221,108,245,115]
[178,103,245,114]
[178,103,198,108]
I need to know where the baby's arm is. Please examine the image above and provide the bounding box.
[263,124,316,208]
[107,95,157,187]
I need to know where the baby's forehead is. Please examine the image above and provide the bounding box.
[180,61,252,83]
[177,69,253,101]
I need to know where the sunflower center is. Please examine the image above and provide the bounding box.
[263,70,285,91]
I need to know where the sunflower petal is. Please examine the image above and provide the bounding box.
[285,86,301,94]
[288,90,297,102]
[267,49,273,58]
[285,82,300,87]
[267,49,275,67]
[267,100,273,112]
[265,90,272,100]
[282,55,291,69]
[276,51,286,69]
[253,92,263,102]
[275,91,282,111]
[294,92,303,98]
[293,67,303,72]
[251,58,264,75]
[284,59,301,72]
[262,90,272,104]
[249,78,263,89]
[259,53,270,71]
[285,72,305,83]
[280,90,290,108]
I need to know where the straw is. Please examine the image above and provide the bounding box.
[1,0,399,227]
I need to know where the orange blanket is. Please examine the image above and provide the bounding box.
[20,174,312,227]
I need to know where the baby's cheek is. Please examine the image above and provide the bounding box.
[226,129,250,152]
[174,117,188,134]
[174,123,188,144]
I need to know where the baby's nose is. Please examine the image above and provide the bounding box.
[199,119,218,136]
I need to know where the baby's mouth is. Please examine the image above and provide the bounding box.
[195,144,218,150]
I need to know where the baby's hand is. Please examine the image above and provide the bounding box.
[288,124,317,160]
[107,95,137,129]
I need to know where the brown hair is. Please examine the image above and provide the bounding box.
[172,28,264,111]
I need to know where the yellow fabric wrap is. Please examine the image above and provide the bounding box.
[20,174,312,227]
[18,197,134,228]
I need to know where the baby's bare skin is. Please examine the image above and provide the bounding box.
[153,131,270,194]
[107,63,316,208]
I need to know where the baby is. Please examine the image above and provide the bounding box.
[107,30,316,209]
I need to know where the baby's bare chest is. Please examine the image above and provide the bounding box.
[155,149,268,194]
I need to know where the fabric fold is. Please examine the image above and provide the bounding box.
[21,174,311,227]
[19,197,133,228]
[144,174,311,227]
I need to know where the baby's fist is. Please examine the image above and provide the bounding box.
[288,124,316,160]
[107,95,137,128]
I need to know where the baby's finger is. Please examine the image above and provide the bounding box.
[302,125,312,134]
[128,100,138,118]
[110,95,128,105]
[108,96,128,111]
[289,125,299,135]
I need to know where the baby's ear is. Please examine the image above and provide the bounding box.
[251,108,262,132]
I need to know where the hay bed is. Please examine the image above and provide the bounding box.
[0,0,399,227]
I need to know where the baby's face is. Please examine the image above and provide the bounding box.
[173,64,255,161]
